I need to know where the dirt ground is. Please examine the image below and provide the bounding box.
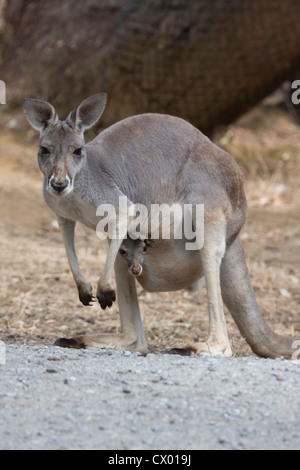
[0,102,300,356]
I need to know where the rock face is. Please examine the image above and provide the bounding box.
[1,0,300,132]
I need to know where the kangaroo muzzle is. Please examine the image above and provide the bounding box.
[49,175,72,195]
[130,265,143,276]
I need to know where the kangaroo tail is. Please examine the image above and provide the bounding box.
[220,236,298,359]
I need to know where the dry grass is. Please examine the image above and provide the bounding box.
[0,103,300,356]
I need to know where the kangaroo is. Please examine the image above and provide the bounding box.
[119,238,153,277]
[23,94,299,358]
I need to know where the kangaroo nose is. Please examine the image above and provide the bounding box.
[50,179,68,193]
[131,266,142,276]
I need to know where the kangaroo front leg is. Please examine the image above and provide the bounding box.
[96,219,128,309]
[57,216,94,306]
[96,238,119,309]
[199,227,232,357]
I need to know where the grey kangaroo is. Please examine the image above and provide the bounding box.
[23,94,299,358]
[119,238,153,277]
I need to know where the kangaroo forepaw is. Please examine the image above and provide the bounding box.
[78,283,94,306]
[97,288,116,310]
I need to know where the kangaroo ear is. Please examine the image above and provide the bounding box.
[23,99,58,133]
[66,94,107,133]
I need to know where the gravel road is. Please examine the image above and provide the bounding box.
[0,345,300,450]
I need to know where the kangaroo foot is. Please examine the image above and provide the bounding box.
[54,333,147,354]
[85,333,148,354]
[197,341,233,357]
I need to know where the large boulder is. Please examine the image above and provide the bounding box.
[1,0,300,132]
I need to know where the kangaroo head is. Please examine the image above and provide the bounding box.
[23,94,107,196]
[119,238,148,277]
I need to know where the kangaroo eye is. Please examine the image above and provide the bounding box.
[142,246,147,253]
[40,146,50,155]
[119,249,127,255]
[73,148,83,156]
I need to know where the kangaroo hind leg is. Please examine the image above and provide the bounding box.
[75,254,147,353]
[197,220,232,357]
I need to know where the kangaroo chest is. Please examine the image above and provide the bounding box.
[44,189,98,230]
